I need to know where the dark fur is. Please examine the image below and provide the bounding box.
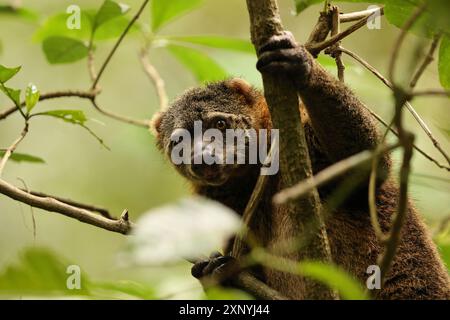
[153,40,450,299]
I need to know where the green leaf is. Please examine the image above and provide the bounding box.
[0,64,21,83]
[38,109,87,125]
[0,151,45,164]
[0,247,89,295]
[298,261,368,300]
[42,36,89,64]
[151,0,204,32]
[25,83,40,113]
[33,12,92,42]
[94,15,137,41]
[165,35,255,54]
[93,0,130,32]
[35,110,109,149]
[0,247,157,298]
[383,0,450,38]
[439,35,450,90]
[168,45,228,83]
[0,84,21,107]
[294,1,450,38]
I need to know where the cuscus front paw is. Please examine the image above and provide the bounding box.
[256,31,312,86]
[191,252,239,286]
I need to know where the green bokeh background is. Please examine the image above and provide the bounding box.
[0,0,449,298]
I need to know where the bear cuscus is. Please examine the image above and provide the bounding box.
[152,33,450,300]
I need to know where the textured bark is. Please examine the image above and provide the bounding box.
[246,0,336,299]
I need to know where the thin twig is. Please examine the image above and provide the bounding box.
[91,0,150,90]
[378,3,424,283]
[368,117,394,243]
[17,177,37,240]
[378,134,414,285]
[0,121,29,176]
[326,6,345,82]
[18,189,113,219]
[388,2,428,83]
[89,99,150,128]
[409,33,442,89]
[0,178,132,234]
[340,6,384,23]
[231,143,275,259]
[306,14,376,55]
[362,103,449,171]
[87,34,98,84]
[273,143,400,204]
[412,89,450,97]
[139,47,169,111]
[338,47,450,167]
[0,90,97,121]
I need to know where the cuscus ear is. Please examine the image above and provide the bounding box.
[225,78,256,105]
[149,111,165,138]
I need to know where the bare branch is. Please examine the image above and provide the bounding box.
[0,121,29,176]
[340,6,384,23]
[0,90,97,121]
[388,2,427,83]
[306,14,375,55]
[338,47,450,167]
[246,0,335,299]
[19,189,113,219]
[89,99,150,128]
[273,143,400,205]
[87,34,98,84]
[0,178,132,234]
[412,89,450,97]
[326,6,345,82]
[305,11,331,49]
[91,0,150,90]
[378,134,414,285]
[366,104,449,171]
[231,144,275,259]
[139,47,169,111]
[410,34,442,89]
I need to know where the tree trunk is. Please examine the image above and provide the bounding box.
[246,0,336,299]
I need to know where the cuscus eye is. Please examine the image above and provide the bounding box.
[215,119,227,130]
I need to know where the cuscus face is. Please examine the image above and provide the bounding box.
[152,78,270,186]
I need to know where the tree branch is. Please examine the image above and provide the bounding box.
[378,134,414,285]
[326,6,345,82]
[409,33,442,89]
[0,121,29,176]
[0,90,97,121]
[339,6,384,23]
[139,47,169,111]
[18,189,113,219]
[0,178,132,234]
[412,89,450,97]
[91,0,150,90]
[89,99,150,128]
[273,143,400,204]
[338,47,450,167]
[231,144,275,259]
[388,2,427,83]
[246,0,335,299]
[306,12,379,56]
